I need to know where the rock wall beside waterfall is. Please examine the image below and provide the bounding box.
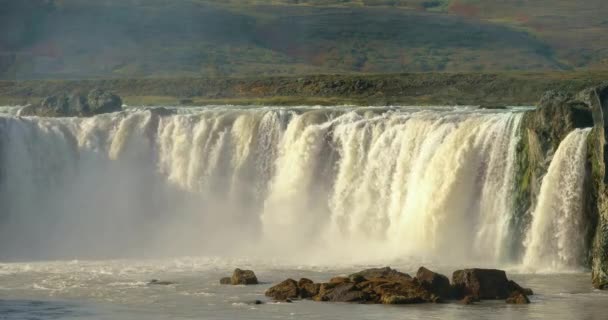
[511,91,593,262]
[517,83,608,288]
[583,84,608,289]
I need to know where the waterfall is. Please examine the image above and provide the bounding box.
[0,107,589,267]
[523,128,591,271]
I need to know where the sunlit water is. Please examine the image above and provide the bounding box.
[1,258,607,320]
[0,106,605,319]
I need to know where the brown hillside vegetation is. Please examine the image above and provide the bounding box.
[0,0,606,79]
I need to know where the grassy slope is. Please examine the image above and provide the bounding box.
[1,0,606,79]
[2,72,607,106]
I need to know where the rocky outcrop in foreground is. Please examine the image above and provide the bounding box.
[219,268,259,285]
[265,267,532,305]
[19,89,122,117]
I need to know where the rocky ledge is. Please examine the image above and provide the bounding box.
[265,267,532,305]
[220,268,259,285]
[19,88,122,117]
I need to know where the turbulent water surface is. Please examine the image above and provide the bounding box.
[1,259,608,320]
[0,106,604,319]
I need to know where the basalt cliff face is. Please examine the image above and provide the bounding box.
[515,84,608,288]
[584,85,608,289]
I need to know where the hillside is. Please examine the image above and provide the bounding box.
[2,72,607,106]
[0,0,606,79]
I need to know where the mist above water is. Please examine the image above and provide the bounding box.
[0,107,591,271]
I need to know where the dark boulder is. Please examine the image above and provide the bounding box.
[320,282,368,303]
[460,295,479,305]
[298,278,320,298]
[506,292,530,304]
[309,267,435,304]
[87,88,123,114]
[178,98,193,105]
[149,107,175,117]
[219,277,232,285]
[231,268,258,285]
[348,267,412,283]
[329,276,351,284]
[452,269,510,299]
[19,89,122,117]
[20,93,71,117]
[508,280,533,296]
[268,267,532,305]
[265,278,299,301]
[369,278,438,304]
[313,282,336,301]
[416,267,451,299]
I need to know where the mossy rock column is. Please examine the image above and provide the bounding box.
[583,84,608,289]
[510,89,594,262]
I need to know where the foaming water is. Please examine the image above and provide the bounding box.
[523,129,592,272]
[1,258,608,320]
[0,106,590,270]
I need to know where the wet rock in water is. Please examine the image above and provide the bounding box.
[416,267,451,299]
[318,282,368,303]
[268,267,532,306]
[368,278,437,304]
[508,280,534,296]
[265,279,299,301]
[231,268,258,285]
[329,276,351,284]
[452,269,510,299]
[298,278,320,298]
[254,300,264,305]
[315,270,436,304]
[348,267,412,283]
[506,292,530,304]
[460,295,478,305]
[147,279,175,286]
[312,282,336,302]
[219,277,232,285]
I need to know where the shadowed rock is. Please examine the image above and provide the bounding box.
[452,269,510,299]
[321,282,368,303]
[416,267,451,299]
[508,280,533,296]
[506,292,530,304]
[348,267,412,283]
[460,295,479,305]
[231,268,258,285]
[265,278,299,301]
[298,278,320,298]
[19,89,122,117]
[265,266,532,306]
[87,89,122,114]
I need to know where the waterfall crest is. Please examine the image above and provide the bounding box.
[0,107,591,267]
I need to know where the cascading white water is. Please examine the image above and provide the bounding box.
[523,128,591,271]
[0,106,588,267]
